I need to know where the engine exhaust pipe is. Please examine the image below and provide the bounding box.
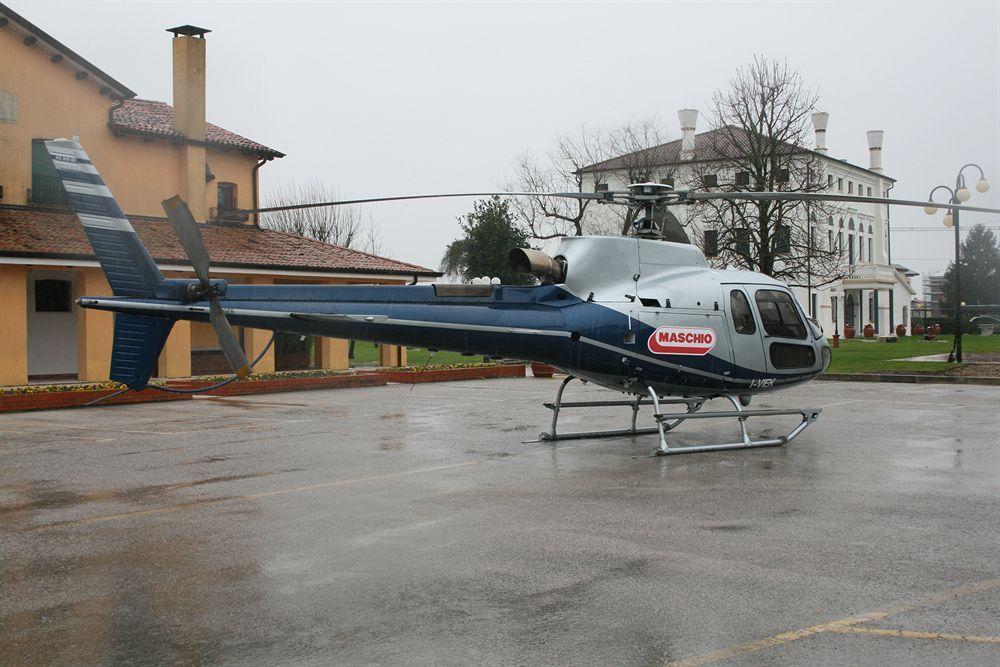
[508,248,567,284]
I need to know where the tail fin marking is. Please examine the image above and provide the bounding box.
[43,139,165,297]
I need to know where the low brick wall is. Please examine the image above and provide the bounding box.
[168,372,386,396]
[0,387,192,412]
[380,364,526,384]
[0,365,527,413]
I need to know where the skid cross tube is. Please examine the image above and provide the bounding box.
[651,395,822,456]
[528,375,703,444]
[527,375,821,457]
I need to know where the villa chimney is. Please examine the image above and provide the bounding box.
[167,25,211,220]
[811,112,829,154]
[678,109,698,160]
[866,130,884,173]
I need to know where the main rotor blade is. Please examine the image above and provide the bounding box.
[684,191,1000,215]
[242,191,610,215]
[209,296,251,379]
[162,195,212,284]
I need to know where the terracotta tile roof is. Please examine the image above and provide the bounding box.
[110,99,285,158]
[0,206,439,277]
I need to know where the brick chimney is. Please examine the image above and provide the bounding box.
[811,112,829,154]
[866,130,884,172]
[168,25,210,221]
[678,109,698,160]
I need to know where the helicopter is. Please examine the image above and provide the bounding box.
[45,138,1000,456]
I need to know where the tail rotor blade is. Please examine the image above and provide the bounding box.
[209,296,251,379]
[163,195,212,285]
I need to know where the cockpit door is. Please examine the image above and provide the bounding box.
[723,286,767,375]
[751,288,818,375]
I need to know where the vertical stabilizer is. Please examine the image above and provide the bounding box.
[43,138,165,297]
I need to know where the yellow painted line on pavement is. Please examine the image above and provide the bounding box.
[828,626,1000,644]
[665,578,1000,666]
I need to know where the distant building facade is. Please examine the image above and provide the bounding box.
[578,110,917,338]
[0,6,437,386]
[922,274,948,318]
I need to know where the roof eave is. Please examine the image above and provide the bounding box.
[108,123,285,159]
[0,249,440,277]
[0,3,136,99]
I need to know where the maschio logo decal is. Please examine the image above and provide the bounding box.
[647,326,716,356]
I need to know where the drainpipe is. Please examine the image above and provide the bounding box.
[251,157,268,226]
[106,96,126,132]
[884,181,893,264]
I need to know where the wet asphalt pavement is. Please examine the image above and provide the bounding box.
[1,378,998,666]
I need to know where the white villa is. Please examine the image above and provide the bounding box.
[577,110,917,338]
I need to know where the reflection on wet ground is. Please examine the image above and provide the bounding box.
[0,378,997,665]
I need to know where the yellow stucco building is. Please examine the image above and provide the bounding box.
[0,6,435,386]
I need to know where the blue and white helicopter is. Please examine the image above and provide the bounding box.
[46,138,998,456]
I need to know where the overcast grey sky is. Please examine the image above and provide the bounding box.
[11,1,999,286]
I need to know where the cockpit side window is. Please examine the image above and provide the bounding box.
[730,289,756,334]
[755,289,807,339]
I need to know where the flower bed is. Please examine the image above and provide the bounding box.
[380,363,525,384]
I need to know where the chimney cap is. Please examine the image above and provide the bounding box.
[167,25,211,38]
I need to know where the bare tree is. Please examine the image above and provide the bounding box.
[506,117,675,240]
[261,180,388,255]
[686,57,845,286]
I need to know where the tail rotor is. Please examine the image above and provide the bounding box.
[162,195,251,379]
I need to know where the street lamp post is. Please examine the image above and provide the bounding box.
[829,286,840,348]
[924,165,990,363]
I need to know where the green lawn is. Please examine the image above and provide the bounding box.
[347,341,487,367]
[826,334,1000,374]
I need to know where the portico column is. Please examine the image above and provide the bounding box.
[157,321,192,378]
[316,336,349,371]
[244,277,275,374]
[75,268,113,382]
[379,344,406,368]
[0,265,29,386]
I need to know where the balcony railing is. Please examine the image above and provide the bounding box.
[842,262,898,284]
[28,174,70,206]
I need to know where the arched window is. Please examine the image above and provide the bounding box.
[868,224,874,234]
[839,218,844,228]
[828,216,834,226]
[848,219,855,230]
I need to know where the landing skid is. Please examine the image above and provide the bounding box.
[526,375,821,456]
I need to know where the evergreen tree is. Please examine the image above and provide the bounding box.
[440,196,536,285]
[941,224,1000,307]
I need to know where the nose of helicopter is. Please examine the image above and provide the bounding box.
[818,335,832,373]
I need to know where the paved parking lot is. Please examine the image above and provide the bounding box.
[1,378,997,665]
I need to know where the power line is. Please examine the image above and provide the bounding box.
[892,225,1000,232]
